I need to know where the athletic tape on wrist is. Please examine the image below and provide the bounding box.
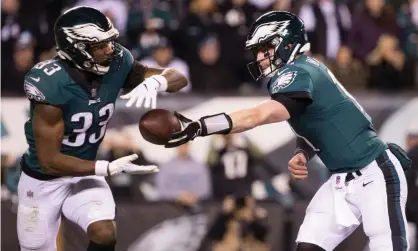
[95,160,110,176]
[201,113,232,135]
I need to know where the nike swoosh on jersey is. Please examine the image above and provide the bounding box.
[30,77,40,82]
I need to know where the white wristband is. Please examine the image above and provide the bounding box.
[152,75,168,92]
[95,160,109,176]
[201,113,232,135]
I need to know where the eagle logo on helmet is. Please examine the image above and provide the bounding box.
[24,81,46,102]
[246,20,290,47]
[62,23,118,43]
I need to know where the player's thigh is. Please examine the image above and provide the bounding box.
[359,150,409,251]
[17,172,69,250]
[62,175,116,233]
[296,180,359,251]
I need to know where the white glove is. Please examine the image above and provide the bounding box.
[120,75,168,109]
[95,154,159,176]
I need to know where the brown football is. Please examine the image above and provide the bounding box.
[139,109,182,145]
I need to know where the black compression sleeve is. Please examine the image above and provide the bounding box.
[270,91,312,117]
[270,91,315,159]
[295,137,316,160]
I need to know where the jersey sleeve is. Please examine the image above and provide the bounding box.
[119,45,148,89]
[268,68,314,99]
[24,68,67,106]
[118,45,135,85]
[121,45,134,70]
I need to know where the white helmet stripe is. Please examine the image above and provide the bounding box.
[246,20,290,47]
[62,23,118,43]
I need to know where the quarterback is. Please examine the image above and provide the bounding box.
[19,6,186,251]
[166,11,411,251]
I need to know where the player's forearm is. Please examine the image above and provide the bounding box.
[161,68,188,92]
[41,153,96,176]
[194,102,287,136]
[229,100,289,133]
[229,108,261,133]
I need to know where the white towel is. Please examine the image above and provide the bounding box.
[331,174,360,227]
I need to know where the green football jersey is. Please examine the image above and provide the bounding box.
[23,45,134,174]
[268,55,386,173]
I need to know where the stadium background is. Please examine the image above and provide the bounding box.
[1,0,418,250]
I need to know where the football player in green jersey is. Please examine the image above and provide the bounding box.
[18,6,187,251]
[166,11,411,251]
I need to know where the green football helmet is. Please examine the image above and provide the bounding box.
[54,6,121,75]
[245,11,310,81]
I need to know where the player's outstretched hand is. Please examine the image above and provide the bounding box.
[96,154,159,176]
[288,153,308,180]
[165,112,202,148]
[120,76,165,109]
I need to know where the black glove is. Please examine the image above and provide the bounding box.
[165,112,202,148]
[165,112,233,148]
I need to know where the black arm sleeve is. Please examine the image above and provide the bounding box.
[123,61,148,90]
[270,91,312,118]
[271,91,315,160]
[295,137,316,161]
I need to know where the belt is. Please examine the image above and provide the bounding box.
[344,148,390,183]
[345,170,362,183]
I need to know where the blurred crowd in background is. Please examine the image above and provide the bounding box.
[2,0,418,250]
[2,0,418,96]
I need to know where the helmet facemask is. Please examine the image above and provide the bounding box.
[82,38,118,73]
[57,35,120,75]
[246,37,283,81]
[246,34,310,82]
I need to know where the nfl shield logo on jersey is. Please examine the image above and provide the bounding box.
[27,190,34,198]
[91,88,97,98]
[336,176,340,185]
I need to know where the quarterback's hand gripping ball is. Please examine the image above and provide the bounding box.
[139,109,182,145]
[165,112,202,148]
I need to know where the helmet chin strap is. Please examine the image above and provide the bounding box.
[91,64,110,75]
[81,49,110,75]
[263,61,278,77]
[263,66,274,75]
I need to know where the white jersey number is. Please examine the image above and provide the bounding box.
[62,103,114,147]
[34,60,62,76]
